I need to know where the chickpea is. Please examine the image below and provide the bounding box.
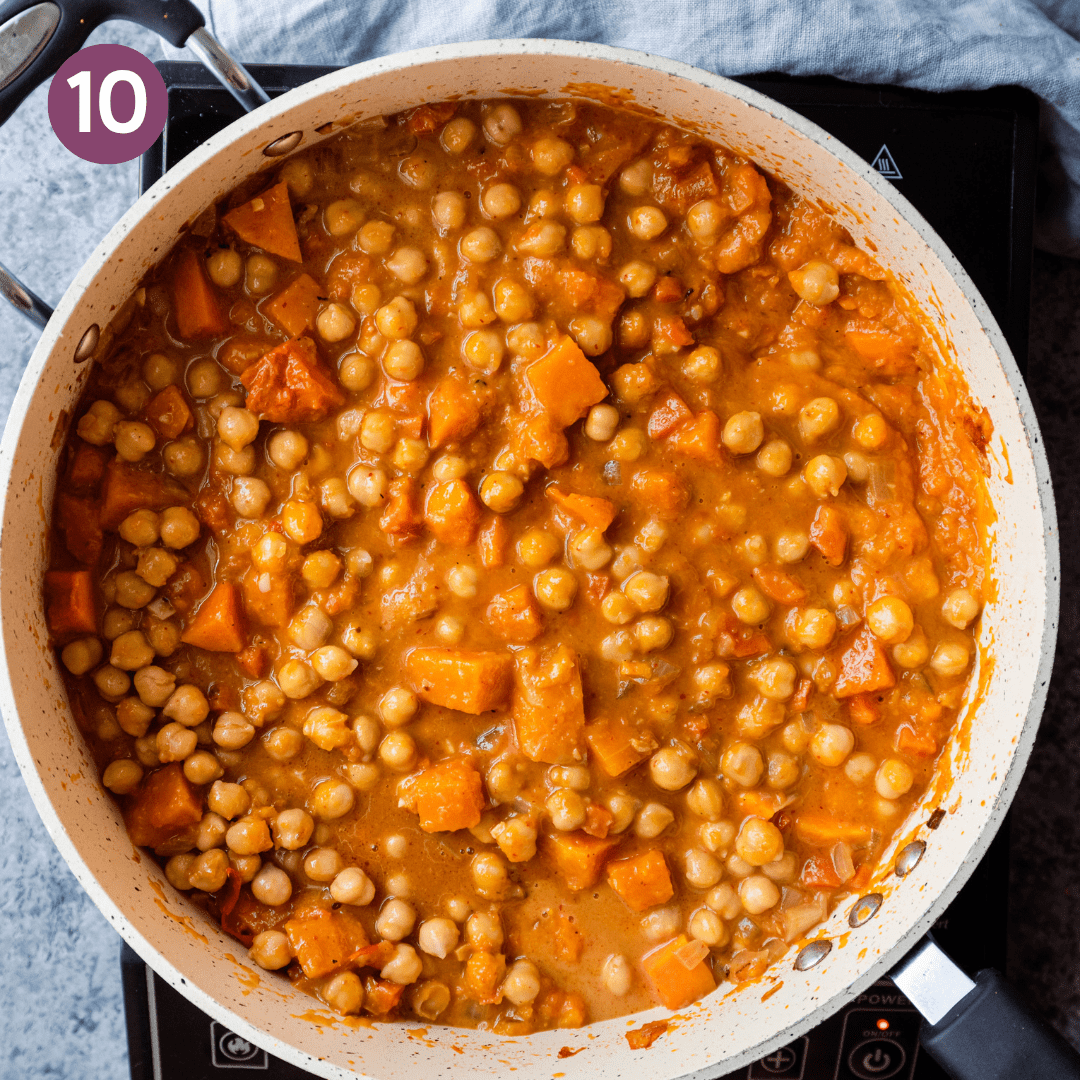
[92,664,130,701]
[330,867,376,906]
[799,397,841,442]
[207,780,250,820]
[684,848,723,889]
[867,595,914,644]
[628,205,668,240]
[809,723,856,767]
[804,454,848,498]
[623,571,669,613]
[251,864,292,906]
[379,732,417,771]
[788,260,840,305]
[226,817,273,856]
[532,568,577,612]
[183,750,223,785]
[479,471,524,514]
[942,588,980,629]
[460,227,502,263]
[634,615,673,652]
[216,406,259,453]
[736,817,784,866]
[76,400,120,446]
[649,746,697,791]
[568,526,612,571]
[722,411,764,454]
[311,778,356,820]
[853,414,888,449]
[163,436,205,478]
[379,687,419,729]
[113,571,155,610]
[324,198,365,236]
[514,220,566,256]
[845,752,877,784]
[602,953,633,997]
[244,254,277,295]
[61,637,103,676]
[376,898,417,942]
[739,874,781,914]
[634,802,675,839]
[441,117,476,153]
[600,591,635,625]
[569,315,612,357]
[324,970,364,1015]
[531,135,574,174]
[546,788,587,831]
[930,641,970,677]
[876,758,915,800]
[114,421,156,463]
[757,439,793,477]
[159,506,200,549]
[731,586,770,625]
[792,607,837,649]
[749,656,797,700]
[304,847,344,881]
[189,849,230,893]
[163,684,209,728]
[721,742,764,787]
[118,509,160,548]
[688,908,728,948]
[447,565,479,599]
[143,352,180,391]
[134,665,175,707]
[272,808,314,851]
[618,260,658,298]
[248,930,292,971]
[484,103,522,144]
[607,792,638,834]
[470,852,510,899]
[893,629,931,669]
[386,246,428,285]
[102,759,143,795]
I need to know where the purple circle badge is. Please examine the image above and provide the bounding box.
[48,44,167,165]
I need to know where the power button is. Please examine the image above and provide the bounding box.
[847,1039,907,1079]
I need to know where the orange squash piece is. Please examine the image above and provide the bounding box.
[172,249,228,340]
[897,725,938,757]
[642,934,716,1010]
[143,384,194,440]
[834,627,896,698]
[478,514,509,568]
[486,584,543,643]
[523,335,608,429]
[241,565,294,628]
[667,409,722,462]
[263,273,323,337]
[585,719,657,777]
[424,479,481,545]
[647,391,692,439]
[543,831,617,891]
[125,764,203,848]
[607,850,675,912]
[100,459,187,531]
[546,486,617,531]
[222,181,302,262]
[284,908,370,979]
[629,468,688,519]
[752,564,808,604]
[799,851,845,889]
[512,645,586,765]
[379,476,423,541]
[428,376,482,448]
[809,505,848,566]
[793,812,873,846]
[848,692,881,725]
[463,949,506,1004]
[241,336,345,424]
[406,647,513,714]
[66,441,109,491]
[56,493,103,565]
[181,582,247,653]
[363,977,405,1016]
[44,569,96,638]
[510,413,569,469]
[399,756,485,833]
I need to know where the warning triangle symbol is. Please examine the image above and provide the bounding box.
[872,144,902,180]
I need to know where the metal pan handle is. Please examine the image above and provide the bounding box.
[0,0,269,327]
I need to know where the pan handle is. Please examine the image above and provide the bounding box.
[919,969,1080,1080]
[0,0,270,329]
[0,0,205,127]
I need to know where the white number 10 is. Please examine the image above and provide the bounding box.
[66,69,147,134]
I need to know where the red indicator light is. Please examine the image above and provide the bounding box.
[876,1019,890,1031]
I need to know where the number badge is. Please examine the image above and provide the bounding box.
[48,44,167,165]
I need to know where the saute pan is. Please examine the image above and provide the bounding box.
[0,2,1067,1076]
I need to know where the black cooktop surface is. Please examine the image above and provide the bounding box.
[126,63,1037,1080]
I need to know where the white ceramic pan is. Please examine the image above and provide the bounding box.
[0,7,1064,1078]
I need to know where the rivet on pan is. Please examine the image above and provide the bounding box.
[73,323,99,363]
[895,840,926,878]
[263,131,302,157]
[794,940,832,971]
[848,893,883,928]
